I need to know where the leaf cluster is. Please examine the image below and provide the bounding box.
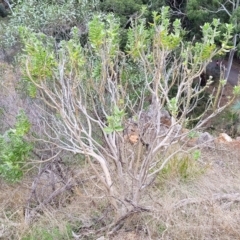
[104,106,126,133]
[0,110,32,182]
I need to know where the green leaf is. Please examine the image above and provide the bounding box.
[89,15,105,50]
[103,127,114,134]
[114,126,124,132]
[233,86,240,96]
[0,111,32,182]
[192,150,201,160]
[232,100,240,115]
[167,97,178,117]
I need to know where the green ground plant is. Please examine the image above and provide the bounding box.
[158,152,205,182]
[0,110,32,182]
[22,224,72,240]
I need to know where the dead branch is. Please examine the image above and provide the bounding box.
[173,193,240,210]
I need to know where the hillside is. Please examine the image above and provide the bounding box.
[1,2,240,238]
[0,60,240,239]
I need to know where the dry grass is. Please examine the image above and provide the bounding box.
[1,62,240,239]
[0,62,22,132]
[141,144,240,240]
[0,178,30,239]
[1,143,240,239]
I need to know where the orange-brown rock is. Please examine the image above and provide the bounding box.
[217,133,233,143]
[186,137,198,147]
[128,134,139,144]
[123,121,139,144]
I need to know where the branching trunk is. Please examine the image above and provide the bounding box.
[225,34,238,81]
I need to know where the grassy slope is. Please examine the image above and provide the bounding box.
[1,144,240,239]
[1,62,240,239]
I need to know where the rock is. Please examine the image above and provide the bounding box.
[197,132,215,148]
[138,108,173,145]
[128,134,139,144]
[96,237,105,240]
[124,108,184,147]
[180,128,195,147]
[186,137,198,147]
[123,121,139,144]
[160,109,172,127]
[217,133,233,143]
[236,136,240,142]
[181,128,189,134]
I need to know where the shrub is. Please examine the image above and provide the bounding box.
[0,110,32,182]
[18,7,238,234]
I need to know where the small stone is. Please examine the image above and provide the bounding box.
[218,133,232,143]
[236,136,240,141]
[96,237,105,240]
[197,132,215,148]
[129,134,139,144]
